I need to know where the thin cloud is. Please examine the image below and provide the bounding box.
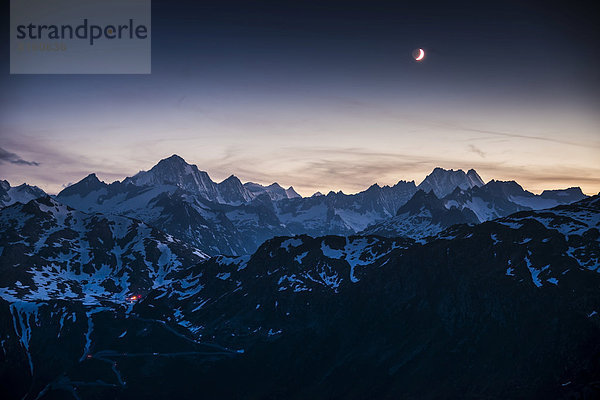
[324,99,600,149]
[468,145,486,158]
[460,126,594,148]
[0,147,40,166]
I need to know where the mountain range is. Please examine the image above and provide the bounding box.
[1,155,598,399]
[10,154,580,256]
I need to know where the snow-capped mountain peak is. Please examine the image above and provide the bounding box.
[396,189,445,215]
[361,188,478,240]
[58,173,105,198]
[244,181,301,201]
[417,167,484,198]
[123,155,220,200]
[0,179,47,208]
[217,175,253,204]
[466,168,485,187]
[285,186,301,199]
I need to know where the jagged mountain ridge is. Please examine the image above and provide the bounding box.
[56,156,419,255]
[417,167,484,197]
[244,181,301,201]
[362,189,480,238]
[362,180,588,239]
[4,155,587,256]
[1,196,598,399]
[55,156,588,255]
[0,180,46,208]
[0,196,207,304]
[122,155,300,205]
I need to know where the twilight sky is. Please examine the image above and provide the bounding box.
[1,0,599,195]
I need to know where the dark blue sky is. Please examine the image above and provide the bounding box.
[1,0,599,194]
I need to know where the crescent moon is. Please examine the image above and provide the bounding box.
[415,48,425,61]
